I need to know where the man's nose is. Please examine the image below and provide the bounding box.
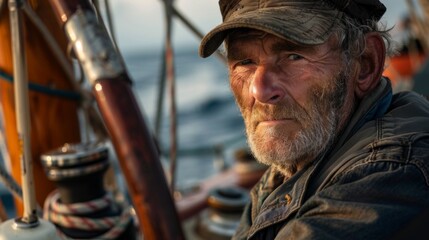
[250,65,285,104]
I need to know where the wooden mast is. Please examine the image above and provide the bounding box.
[0,0,81,215]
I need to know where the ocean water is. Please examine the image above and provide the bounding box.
[122,47,247,186]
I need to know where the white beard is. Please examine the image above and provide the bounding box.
[247,106,337,177]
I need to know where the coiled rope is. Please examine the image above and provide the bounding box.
[43,191,133,240]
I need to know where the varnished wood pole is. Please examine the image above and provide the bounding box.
[94,77,185,239]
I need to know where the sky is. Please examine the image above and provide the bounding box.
[106,0,413,53]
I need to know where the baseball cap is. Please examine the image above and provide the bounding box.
[199,0,386,58]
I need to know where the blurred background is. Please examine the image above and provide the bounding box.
[0,0,427,226]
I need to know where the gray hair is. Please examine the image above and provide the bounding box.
[333,14,396,64]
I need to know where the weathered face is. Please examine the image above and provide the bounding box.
[227,30,355,176]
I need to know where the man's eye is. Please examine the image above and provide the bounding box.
[288,54,303,60]
[238,59,253,65]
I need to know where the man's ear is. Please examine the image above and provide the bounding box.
[355,33,386,98]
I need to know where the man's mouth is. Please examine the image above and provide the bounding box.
[256,118,295,127]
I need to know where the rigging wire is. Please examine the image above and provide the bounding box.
[150,1,242,191]
[92,0,118,49]
[21,1,76,88]
[154,0,233,194]
[154,2,228,139]
[171,6,227,64]
[155,50,167,140]
[103,0,117,47]
[162,0,179,194]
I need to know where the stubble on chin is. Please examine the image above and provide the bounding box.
[247,106,336,177]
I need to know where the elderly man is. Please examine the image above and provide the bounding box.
[199,0,429,239]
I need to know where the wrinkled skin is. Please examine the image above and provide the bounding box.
[226,30,358,177]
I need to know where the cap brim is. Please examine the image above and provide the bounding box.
[199,7,341,58]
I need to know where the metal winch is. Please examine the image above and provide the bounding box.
[40,141,109,182]
[40,142,136,240]
[195,186,250,240]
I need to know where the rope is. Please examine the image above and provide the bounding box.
[0,69,81,101]
[43,191,133,240]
